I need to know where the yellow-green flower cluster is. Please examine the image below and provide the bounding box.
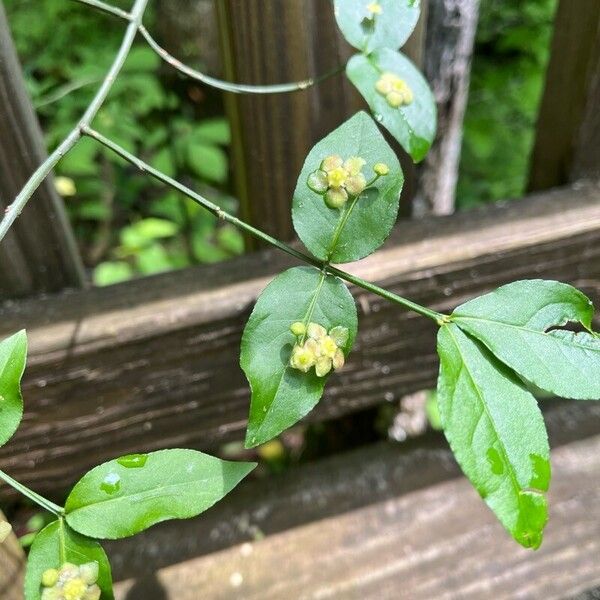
[375,72,414,108]
[307,155,368,209]
[289,322,349,377]
[41,562,101,600]
[366,2,383,16]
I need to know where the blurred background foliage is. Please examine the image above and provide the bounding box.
[4,0,556,288]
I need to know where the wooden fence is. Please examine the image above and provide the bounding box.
[0,1,599,598]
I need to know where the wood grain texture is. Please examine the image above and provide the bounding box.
[415,0,480,216]
[0,510,25,600]
[0,183,599,499]
[528,0,600,191]
[0,4,85,299]
[113,433,600,600]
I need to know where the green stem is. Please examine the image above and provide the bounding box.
[69,0,131,20]
[70,0,343,95]
[0,469,64,516]
[83,126,448,324]
[0,0,148,243]
[139,25,343,95]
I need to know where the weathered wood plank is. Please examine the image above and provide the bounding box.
[528,0,600,191]
[0,183,599,498]
[0,511,25,600]
[0,3,85,299]
[113,433,600,599]
[102,398,600,581]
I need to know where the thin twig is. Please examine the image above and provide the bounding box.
[139,25,344,95]
[69,0,342,95]
[69,0,131,20]
[0,0,148,243]
[83,126,447,323]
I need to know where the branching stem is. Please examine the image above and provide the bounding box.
[0,0,148,242]
[82,126,447,324]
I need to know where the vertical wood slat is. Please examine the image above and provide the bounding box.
[216,0,426,248]
[0,511,25,600]
[415,0,480,216]
[528,0,600,191]
[0,4,85,299]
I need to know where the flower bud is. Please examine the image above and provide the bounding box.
[290,322,306,337]
[41,589,62,600]
[0,521,12,543]
[315,356,333,377]
[373,163,390,176]
[83,585,101,600]
[325,188,348,209]
[386,90,405,108]
[42,569,59,588]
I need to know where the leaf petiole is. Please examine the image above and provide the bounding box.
[0,468,64,516]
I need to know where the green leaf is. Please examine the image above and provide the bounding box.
[437,324,550,549]
[334,0,421,53]
[24,520,114,600]
[93,261,134,287]
[452,280,600,400]
[186,142,228,184]
[347,50,437,162]
[64,450,256,539]
[193,118,231,145]
[241,266,358,447]
[292,112,402,263]
[0,330,27,449]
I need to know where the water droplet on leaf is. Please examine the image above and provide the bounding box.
[486,448,505,475]
[117,454,148,469]
[100,472,121,494]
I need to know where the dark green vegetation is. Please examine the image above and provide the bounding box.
[4,0,244,285]
[457,0,557,207]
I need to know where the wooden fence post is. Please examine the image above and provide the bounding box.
[0,4,85,299]
[415,0,480,216]
[528,0,600,190]
[0,512,25,600]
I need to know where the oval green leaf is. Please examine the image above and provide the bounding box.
[0,330,27,448]
[347,50,437,162]
[292,112,403,264]
[65,450,256,539]
[437,324,551,549]
[334,0,421,53]
[241,266,358,447]
[452,280,600,400]
[25,520,114,600]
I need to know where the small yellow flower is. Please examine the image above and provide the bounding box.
[308,154,371,209]
[367,2,383,15]
[289,323,349,376]
[63,578,87,600]
[319,336,339,359]
[327,166,348,188]
[375,72,414,108]
[290,344,316,373]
